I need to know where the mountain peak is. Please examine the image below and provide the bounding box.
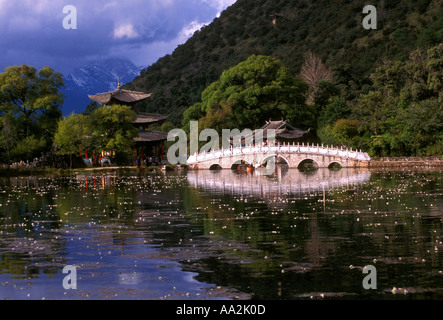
[62,58,144,115]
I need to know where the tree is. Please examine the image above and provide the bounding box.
[0,65,64,137]
[0,65,64,162]
[9,135,47,163]
[90,105,138,165]
[351,43,443,156]
[83,101,99,115]
[0,111,17,162]
[182,102,205,130]
[317,119,361,149]
[300,52,333,104]
[183,55,309,132]
[54,113,92,168]
[401,99,443,155]
[314,79,340,107]
[160,121,176,133]
[318,97,351,128]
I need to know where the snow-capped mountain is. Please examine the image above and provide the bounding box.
[62,58,144,115]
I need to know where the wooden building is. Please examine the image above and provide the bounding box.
[259,120,310,143]
[131,113,168,165]
[88,77,168,165]
[239,120,310,145]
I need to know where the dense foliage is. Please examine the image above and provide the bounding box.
[128,0,442,127]
[182,55,309,133]
[0,65,64,162]
[348,43,443,156]
[0,64,138,165]
[183,42,442,157]
[54,105,138,166]
[1,0,442,165]
[53,113,91,168]
[89,105,138,164]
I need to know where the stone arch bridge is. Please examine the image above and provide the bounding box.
[186,143,371,170]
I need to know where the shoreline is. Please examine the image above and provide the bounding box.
[0,157,442,177]
[368,156,443,168]
[0,164,184,177]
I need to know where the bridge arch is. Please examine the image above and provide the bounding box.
[258,154,289,166]
[328,161,343,169]
[209,163,223,170]
[230,158,252,170]
[296,158,319,170]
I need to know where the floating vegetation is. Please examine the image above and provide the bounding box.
[0,169,442,299]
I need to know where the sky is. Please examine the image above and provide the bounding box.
[0,0,237,74]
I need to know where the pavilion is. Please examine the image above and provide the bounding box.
[239,119,310,145]
[259,119,310,143]
[88,77,168,165]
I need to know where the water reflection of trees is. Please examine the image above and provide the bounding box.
[0,176,66,278]
[182,169,443,299]
[1,170,442,299]
[0,173,143,278]
[178,169,368,295]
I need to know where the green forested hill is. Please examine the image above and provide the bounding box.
[127,0,442,126]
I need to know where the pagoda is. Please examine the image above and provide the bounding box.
[239,119,310,145]
[258,119,310,143]
[88,77,168,165]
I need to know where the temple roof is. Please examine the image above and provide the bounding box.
[260,120,310,139]
[88,89,152,105]
[134,131,169,143]
[240,120,310,142]
[133,112,168,125]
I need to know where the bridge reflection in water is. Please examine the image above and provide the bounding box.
[187,166,371,200]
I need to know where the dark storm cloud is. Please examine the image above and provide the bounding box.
[0,0,236,73]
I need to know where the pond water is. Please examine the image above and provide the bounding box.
[0,167,442,300]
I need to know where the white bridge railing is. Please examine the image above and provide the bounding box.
[187,142,371,164]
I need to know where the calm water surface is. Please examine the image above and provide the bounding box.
[0,167,442,300]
